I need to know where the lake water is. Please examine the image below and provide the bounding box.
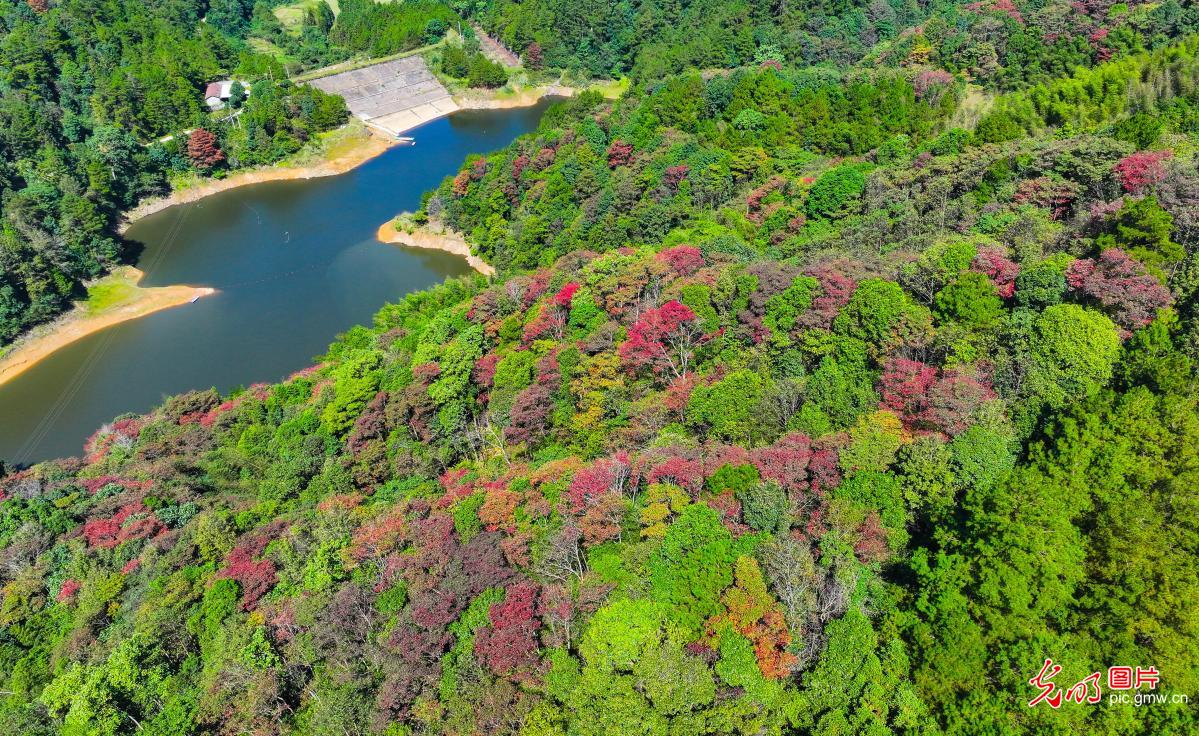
[0,102,551,465]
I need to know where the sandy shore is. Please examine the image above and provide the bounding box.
[0,267,215,388]
[453,84,576,111]
[369,85,577,137]
[2,90,583,385]
[376,218,495,276]
[118,124,395,232]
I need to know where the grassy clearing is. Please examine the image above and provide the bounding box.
[273,0,337,35]
[276,0,413,33]
[278,118,374,167]
[586,77,629,99]
[84,269,140,316]
[247,37,298,67]
[949,84,994,130]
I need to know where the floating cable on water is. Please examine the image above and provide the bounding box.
[242,200,262,225]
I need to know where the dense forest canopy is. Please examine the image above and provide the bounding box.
[3,1,1199,735]
[2,15,1199,733]
[463,0,1199,83]
[2,0,1197,346]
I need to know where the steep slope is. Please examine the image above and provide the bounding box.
[1,33,1199,736]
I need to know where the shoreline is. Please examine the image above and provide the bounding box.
[119,76,618,229]
[376,218,496,277]
[361,84,576,138]
[451,84,576,111]
[118,123,396,232]
[1,86,574,386]
[0,267,215,389]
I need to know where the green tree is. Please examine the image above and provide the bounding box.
[1025,304,1121,410]
[687,370,766,443]
[1112,112,1162,148]
[934,271,1004,326]
[737,481,789,534]
[649,504,738,633]
[834,279,930,357]
[1097,195,1184,271]
[1014,257,1069,309]
[805,165,867,220]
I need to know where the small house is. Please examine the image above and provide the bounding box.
[204,80,249,110]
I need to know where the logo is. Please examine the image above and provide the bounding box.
[1028,659,1185,708]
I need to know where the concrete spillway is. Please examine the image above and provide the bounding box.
[308,56,459,136]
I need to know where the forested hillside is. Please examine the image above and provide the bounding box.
[464,0,1199,83]
[2,14,1199,731]
[0,0,351,347]
[4,0,1196,345]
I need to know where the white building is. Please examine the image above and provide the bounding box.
[204,80,249,110]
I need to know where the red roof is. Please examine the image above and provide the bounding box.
[204,82,222,98]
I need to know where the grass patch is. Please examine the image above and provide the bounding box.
[586,77,629,99]
[248,37,298,66]
[84,271,140,315]
[166,169,208,192]
[273,0,341,34]
[279,118,373,168]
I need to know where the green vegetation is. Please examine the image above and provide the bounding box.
[83,276,139,317]
[328,0,455,57]
[439,33,511,89]
[4,3,1199,736]
[0,0,352,348]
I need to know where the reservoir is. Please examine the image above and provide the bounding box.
[0,101,552,465]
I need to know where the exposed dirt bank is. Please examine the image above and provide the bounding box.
[0,267,215,388]
[118,125,395,232]
[376,218,495,277]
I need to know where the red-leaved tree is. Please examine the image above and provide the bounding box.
[646,455,704,495]
[474,581,541,679]
[914,70,954,103]
[751,433,813,491]
[505,384,552,444]
[552,282,580,307]
[664,164,690,191]
[926,370,996,436]
[618,301,709,378]
[607,140,634,168]
[56,579,81,603]
[1066,248,1172,335]
[1114,150,1172,194]
[187,128,224,169]
[655,245,705,276]
[451,170,471,196]
[879,358,937,424]
[523,42,543,70]
[566,454,635,512]
[216,546,278,609]
[878,359,996,434]
[1013,176,1080,219]
[801,266,857,328]
[971,246,1019,298]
